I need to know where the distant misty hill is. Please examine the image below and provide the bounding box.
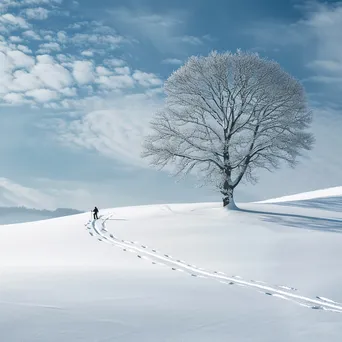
[0,207,84,225]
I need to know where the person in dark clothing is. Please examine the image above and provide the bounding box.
[93,206,99,220]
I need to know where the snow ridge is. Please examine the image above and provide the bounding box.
[85,214,342,313]
[258,186,342,204]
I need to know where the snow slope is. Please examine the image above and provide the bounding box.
[259,186,342,203]
[258,186,342,212]
[1,189,342,341]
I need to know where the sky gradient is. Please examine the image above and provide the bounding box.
[1,0,342,210]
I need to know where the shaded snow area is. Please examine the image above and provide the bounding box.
[258,186,342,212]
[1,189,342,341]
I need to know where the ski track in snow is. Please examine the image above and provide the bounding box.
[84,214,342,313]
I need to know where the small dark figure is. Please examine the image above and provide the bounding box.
[93,206,99,220]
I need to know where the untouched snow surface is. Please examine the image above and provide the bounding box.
[258,185,342,203]
[1,189,342,341]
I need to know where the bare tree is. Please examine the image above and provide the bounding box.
[142,51,314,208]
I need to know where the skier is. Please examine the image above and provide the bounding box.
[92,206,99,220]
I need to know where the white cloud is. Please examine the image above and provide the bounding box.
[67,21,88,30]
[36,54,54,64]
[24,7,49,20]
[132,70,162,87]
[26,88,59,102]
[9,36,22,43]
[39,30,57,42]
[181,35,203,45]
[0,14,29,29]
[249,3,342,88]
[37,42,61,53]
[115,66,130,75]
[56,54,73,63]
[3,92,26,104]
[23,30,41,40]
[16,44,32,54]
[307,75,342,84]
[307,60,342,73]
[42,102,59,109]
[42,34,53,41]
[60,87,77,97]
[109,9,181,49]
[0,53,12,93]
[71,33,123,46]
[96,66,112,76]
[20,0,62,6]
[162,58,183,65]
[109,8,207,53]
[104,58,126,67]
[0,177,55,209]
[7,50,35,68]
[0,177,91,210]
[31,55,73,90]
[81,50,94,57]
[303,5,342,85]
[10,70,42,92]
[96,74,135,90]
[57,93,163,166]
[72,60,94,85]
[0,2,164,114]
[57,31,67,43]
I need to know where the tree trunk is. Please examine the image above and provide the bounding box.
[222,180,237,210]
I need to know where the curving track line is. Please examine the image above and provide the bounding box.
[85,214,342,313]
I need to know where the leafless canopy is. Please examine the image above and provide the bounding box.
[142,51,314,207]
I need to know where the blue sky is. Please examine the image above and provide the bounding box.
[1,0,342,210]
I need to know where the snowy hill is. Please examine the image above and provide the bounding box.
[258,186,342,213]
[1,189,342,341]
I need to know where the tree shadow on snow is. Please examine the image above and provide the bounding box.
[260,214,342,233]
[271,196,342,213]
[240,206,342,233]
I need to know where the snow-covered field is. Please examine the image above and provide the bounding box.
[1,188,342,341]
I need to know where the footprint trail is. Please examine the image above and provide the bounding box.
[85,214,342,313]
